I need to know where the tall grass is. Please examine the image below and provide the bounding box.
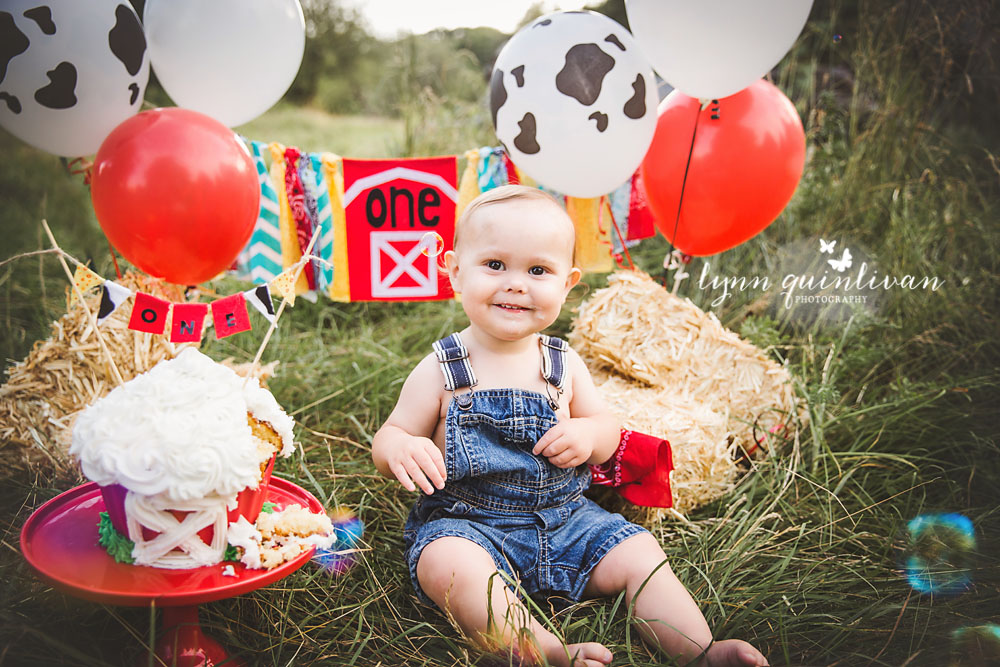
[2,1,998,664]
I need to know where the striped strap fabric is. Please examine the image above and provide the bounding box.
[432,333,477,391]
[539,334,568,391]
[246,140,283,284]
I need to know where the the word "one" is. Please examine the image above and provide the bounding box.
[366,186,441,228]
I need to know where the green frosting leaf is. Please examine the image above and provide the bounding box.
[261,502,278,514]
[97,511,135,564]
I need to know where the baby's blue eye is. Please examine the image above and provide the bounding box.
[529,266,547,276]
[487,260,504,270]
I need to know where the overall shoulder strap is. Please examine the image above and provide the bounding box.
[432,333,478,391]
[538,334,569,392]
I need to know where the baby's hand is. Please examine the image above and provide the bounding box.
[385,436,446,494]
[533,419,594,469]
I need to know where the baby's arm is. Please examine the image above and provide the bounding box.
[371,354,447,494]
[533,347,620,468]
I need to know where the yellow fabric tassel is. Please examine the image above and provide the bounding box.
[269,142,309,295]
[321,153,350,302]
[455,149,481,221]
[565,196,614,273]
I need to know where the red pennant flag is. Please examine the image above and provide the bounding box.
[211,293,251,339]
[128,292,170,334]
[170,302,209,343]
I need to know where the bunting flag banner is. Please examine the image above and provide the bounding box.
[270,265,300,306]
[245,139,284,284]
[270,143,310,296]
[244,284,277,324]
[97,280,133,323]
[284,147,317,290]
[70,264,104,303]
[170,302,209,343]
[305,153,335,291]
[128,292,170,334]
[211,293,252,339]
[341,157,458,301]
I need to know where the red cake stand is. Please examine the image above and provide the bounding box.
[20,477,323,666]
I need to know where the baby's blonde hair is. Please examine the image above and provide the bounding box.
[453,185,576,264]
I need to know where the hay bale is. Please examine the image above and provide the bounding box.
[0,274,192,461]
[571,271,805,518]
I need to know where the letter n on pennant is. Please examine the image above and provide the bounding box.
[170,303,209,343]
[128,292,170,334]
[211,293,252,339]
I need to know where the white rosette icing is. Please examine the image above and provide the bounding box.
[71,348,295,501]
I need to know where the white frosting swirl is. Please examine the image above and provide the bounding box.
[71,348,295,501]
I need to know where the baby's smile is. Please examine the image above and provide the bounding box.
[494,302,533,312]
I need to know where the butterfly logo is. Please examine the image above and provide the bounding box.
[819,239,837,254]
[828,248,853,272]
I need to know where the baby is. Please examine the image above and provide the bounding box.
[372,185,767,667]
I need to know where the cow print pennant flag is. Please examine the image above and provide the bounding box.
[96,281,133,323]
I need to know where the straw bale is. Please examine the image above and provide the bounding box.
[0,273,277,466]
[571,271,805,519]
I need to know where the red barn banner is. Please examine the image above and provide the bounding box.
[342,157,457,301]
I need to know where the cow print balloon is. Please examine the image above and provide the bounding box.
[490,11,658,198]
[0,0,148,157]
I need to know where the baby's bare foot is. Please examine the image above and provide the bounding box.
[544,641,613,667]
[704,639,769,667]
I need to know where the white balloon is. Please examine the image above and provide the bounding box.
[143,0,305,128]
[0,0,149,157]
[490,11,659,198]
[626,0,814,100]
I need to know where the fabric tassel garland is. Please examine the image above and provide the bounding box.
[283,147,317,290]
[245,140,284,284]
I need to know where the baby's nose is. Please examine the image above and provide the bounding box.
[504,278,526,292]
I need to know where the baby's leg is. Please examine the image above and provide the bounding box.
[417,536,613,667]
[584,533,768,666]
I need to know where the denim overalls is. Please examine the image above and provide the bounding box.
[403,332,646,606]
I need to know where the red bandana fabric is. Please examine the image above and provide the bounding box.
[283,147,317,290]
[590,428,674,507]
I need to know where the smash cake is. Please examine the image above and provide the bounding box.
[70,347,336,570]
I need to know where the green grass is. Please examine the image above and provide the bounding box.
[2,3,999,664]
[235,104,405,158]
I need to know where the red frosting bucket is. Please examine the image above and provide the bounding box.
[100,454,276,548]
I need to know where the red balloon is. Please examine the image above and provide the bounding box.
[640,80,805,256]
[90,108,259,284]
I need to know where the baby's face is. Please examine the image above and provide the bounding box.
[446,199,581,343]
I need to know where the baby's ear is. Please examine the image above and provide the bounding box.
[564,267,582,292]
[444,250,461,292]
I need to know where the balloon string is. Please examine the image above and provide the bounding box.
[107,239,123,280]
[606,197,634,270]
[670,103,703,252]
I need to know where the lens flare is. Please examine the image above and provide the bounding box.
[311,512,364,576]
[903,513,975,595]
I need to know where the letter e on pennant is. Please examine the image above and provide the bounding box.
[170,303,209,343]
[127,292,170,334]
[211,293,251,339]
